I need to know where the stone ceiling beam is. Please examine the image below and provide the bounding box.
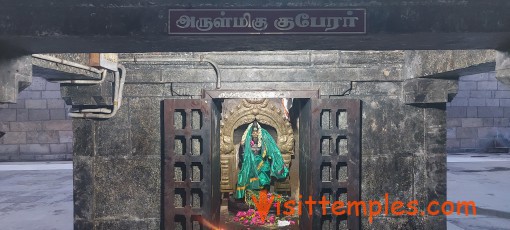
[0,1,510,52]
[32,54,103,81]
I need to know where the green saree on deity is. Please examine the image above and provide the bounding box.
[234,123,289,199]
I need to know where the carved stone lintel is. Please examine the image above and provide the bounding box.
[220,98,294,192]
[403,78,458,105]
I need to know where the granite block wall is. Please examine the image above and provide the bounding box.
[0,76,73,161]
[71,51,448,229]
[446,72,510,152]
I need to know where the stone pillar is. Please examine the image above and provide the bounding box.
[346,77,455,229]
[0,56,32,103]
[73,96,162,229]
[402,78,456,229]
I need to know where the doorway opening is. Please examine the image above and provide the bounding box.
[163,90,361,229]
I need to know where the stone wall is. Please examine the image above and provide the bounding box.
[72,51,447,229]
[0,76,73,161]
[446,72,510,153]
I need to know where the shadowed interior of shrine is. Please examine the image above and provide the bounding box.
[220,98,298,229]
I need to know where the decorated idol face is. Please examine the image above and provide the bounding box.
[251,129,259,143]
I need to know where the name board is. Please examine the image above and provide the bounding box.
[168,9,366,35]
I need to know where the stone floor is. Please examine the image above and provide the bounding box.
[447,153,510,230]
[0,154,509,230]
[0,162,72,230]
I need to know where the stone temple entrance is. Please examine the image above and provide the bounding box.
[4,49,503,229]
[163,91,361,229]
[1,1,510,229]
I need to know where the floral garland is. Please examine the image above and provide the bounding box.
[233,208,275,225]
[233,190,296,227]
[233,209,296,227]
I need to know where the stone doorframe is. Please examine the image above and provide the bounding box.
[217,98,295,192]
[202,90,319,193]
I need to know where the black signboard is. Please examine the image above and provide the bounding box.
[168,9,366,35]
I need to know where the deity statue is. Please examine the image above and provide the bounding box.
[234,121,289,199]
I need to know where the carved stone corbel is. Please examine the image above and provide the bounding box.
[403,78,458,105]
[496,51,510,86]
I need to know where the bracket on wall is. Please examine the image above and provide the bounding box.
[403,78,459,106]
[0,56,32,103]
[496,51,510,86]
[31,54,127,119]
